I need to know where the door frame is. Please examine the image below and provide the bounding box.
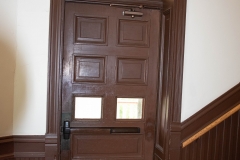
[45,0,187,159]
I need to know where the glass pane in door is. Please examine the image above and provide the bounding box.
[116,98,143,119]
[75,97,102,119]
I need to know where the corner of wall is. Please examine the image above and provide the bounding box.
[0,0,18,137]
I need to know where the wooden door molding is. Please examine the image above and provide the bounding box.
[166,1,187,159]
[45,0,64,159]
[154,1,187,159]
[46,0,187,159]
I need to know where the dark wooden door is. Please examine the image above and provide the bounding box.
[61,2,160,159]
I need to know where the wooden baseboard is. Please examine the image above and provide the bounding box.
[0,154,14,160]
[0,135,45,159]
[0,136,14,159]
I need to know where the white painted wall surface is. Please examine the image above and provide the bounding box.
[182,0,240,121]
[0,0,17,137]
[13,0,50,135]
[1,0,240,135]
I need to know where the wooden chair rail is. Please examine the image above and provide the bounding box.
[182,103,240,148]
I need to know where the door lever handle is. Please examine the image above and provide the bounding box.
[63,121,71,139]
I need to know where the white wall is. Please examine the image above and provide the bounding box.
[0,0,49,136]
[1,0,240,135]
[13,0,50,135]
[182,0,240,121]
[0,0,17,137]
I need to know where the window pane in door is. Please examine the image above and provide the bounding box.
[116,98,143,119]
[75,97,102,119]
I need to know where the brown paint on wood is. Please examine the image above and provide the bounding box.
[47,0,187,159]
[154,1,187,160]
[182,104,240,148]
[181,110,240,160]
[65,0,163,9]
[182,83,240,141]
[0,135,45,160]
[181,83,240,160]
[0,136,14,159]
[62,2,160,159]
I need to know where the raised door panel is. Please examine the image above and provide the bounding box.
[73,56,106,83]
[72,134,143,159]
[118,19,149,47]
[117,58,148,84]
[75,16,107,45]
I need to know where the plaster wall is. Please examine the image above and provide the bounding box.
[1,0,240,134]
[0,0,17,137]
[182,0,240,121]
[12,0,50,135]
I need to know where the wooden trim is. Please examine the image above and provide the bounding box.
[182,104,240,148]
[154,0,188,157]
[46,0,63,135]
[154,8,172,160]
[181,83,240,141]
[14,135,45,142]
[181,110,240,160]
[46,0,64,159]
[14,135,45,158]
[14,152,45,158]
[0,135,45,159]
[166,0,187,159]
[169,0,187,123]
[0,136,14,143]
[0,153,14,159]
[65,0,163,9]
[0,136,14,159]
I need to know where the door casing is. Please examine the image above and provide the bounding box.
[45,0,187,160]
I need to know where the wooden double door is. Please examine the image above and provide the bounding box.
[61,2,160,159]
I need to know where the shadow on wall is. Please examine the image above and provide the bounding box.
[0,38,26,136]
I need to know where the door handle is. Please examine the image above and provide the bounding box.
[71,127,140,134]
[62,121,71,139]
[62,120,140,140]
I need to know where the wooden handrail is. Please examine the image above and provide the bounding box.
[182,104,240,148]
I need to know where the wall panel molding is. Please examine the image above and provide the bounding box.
[181,110,240,160]
[181,83,240,160]
[182,104,240,147]
[181,83,240,141]
[0,135,45,160]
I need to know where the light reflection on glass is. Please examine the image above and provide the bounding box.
[75,97,102,119]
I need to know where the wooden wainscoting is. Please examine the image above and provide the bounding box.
[0,135,45,160]
[182,109,240,160]
[181,83,240,160]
